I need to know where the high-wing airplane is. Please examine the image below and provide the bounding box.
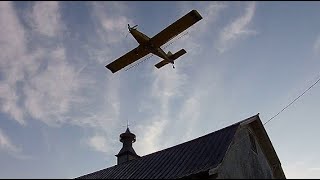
[105,10,203,73]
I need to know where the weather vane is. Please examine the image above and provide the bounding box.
[122,119,130,129]
[126,119,130,129]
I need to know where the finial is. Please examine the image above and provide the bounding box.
[122,119,130,129]
[127,119,130,129]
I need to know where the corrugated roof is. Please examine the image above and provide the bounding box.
[77,123,240,179]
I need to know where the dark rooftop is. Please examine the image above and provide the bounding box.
[77,121,242,179]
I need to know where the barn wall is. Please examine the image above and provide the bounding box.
[216,126,274,179]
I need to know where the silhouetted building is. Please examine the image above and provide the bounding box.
[116,127,140,165]
[77,114,285,179]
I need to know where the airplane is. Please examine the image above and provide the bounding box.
[105,10,203,73]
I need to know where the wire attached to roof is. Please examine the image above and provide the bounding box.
[264,73,320,125]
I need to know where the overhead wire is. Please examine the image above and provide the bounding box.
[264,73,320,125]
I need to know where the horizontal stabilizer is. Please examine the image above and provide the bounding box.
[155,60,169,69]
[155,49,187,69]
[170,49,186,60]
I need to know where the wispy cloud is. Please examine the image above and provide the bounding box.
[91,2,133,45]
[79,2,136,152]
[0,1,94,128]
[23,47,88,126]
[87,135,110,153]
[314,35,320,56]
[0,84,25,124]
[0,128,30,159]
[135,118,168,154]
[195,2,227,34]
[173,2,226,57]
[29,1,64,37]
[0,1,253,160]
[134,2,228,155]
[0,1,28,125]
[0,1,128,158]
[135,67,187,155]
[284,160,320,178]
[0,128,20,154]
[216,2,257,53]
[177,95,201,141]
[309,167,320,172]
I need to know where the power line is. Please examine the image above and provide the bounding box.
[264,74,320,125]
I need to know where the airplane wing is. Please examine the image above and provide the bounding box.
[106,46,150,73]
[150,10,202,48]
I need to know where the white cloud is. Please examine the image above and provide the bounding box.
[177,95,201,141]
[0,1,246,161]
[87,135,110,153]
[196,2,227,34]
[101,16,128,32]
[71,2,132,131]
[134,3,228,155]
[0,1,28,125]
[134,67,222,155]
[0,1,94,128]
[135,118,168,155]
[0,3,26,61]
[23,47,88,126]
[29,1,64,37]
[284,160,320,179]
[216,2,257,53]
[314,35,320,55]
[135,68,187,155]
[0,128,30,159]
[91,2,133,44]
[168,2,226,59]
[0,2,133,154]
[151,68,186,100]
[0,84,25,124]
[67,2,137,152]
[309,167,320,172]
[0,128,20,154]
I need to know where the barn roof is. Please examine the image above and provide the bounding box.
[76,114,285,179]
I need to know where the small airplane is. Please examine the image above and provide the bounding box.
[105,10,203,73]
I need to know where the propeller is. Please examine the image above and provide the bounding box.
[125,24,138,38]
[128,24,138,30]
[125,31,130,38]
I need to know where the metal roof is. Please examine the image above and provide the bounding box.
[77,123,239,179]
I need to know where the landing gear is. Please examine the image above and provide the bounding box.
[172,64,175,69]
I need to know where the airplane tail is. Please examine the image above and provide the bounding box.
[155,49,187,69]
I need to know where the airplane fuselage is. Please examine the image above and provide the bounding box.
[130,29,173,64]
[106,10,202,73]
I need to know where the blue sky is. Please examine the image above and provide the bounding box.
[1,1,320,178]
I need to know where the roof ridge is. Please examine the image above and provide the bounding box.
[138,114,259,159]
[138,124,240,159]
[77,122,242,178]
[76,114,261,179]
[110,114,258,167]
